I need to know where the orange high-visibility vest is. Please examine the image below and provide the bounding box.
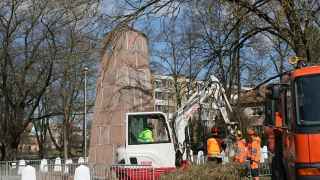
[264,126,275,153]
[235,139,247,164]
[248,136,261,169]
[207,137,221,157]
[275,112,283,128]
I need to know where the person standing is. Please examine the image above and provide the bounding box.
[234,130,248,177]
[247,128,261,180]
[234,130,247,164]
[207,127,222,163]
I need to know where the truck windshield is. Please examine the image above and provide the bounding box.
[128,113,171,145]
[296,75,320,125]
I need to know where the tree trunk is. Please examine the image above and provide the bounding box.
[5,139,20,160]
[34,121,44,158]
[280,0,308,61]
[63,121,69,160]
[0,143,5,161]
[38,143,44,159]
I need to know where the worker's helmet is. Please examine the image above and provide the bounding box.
[211,127,220,135]
[236,130,242,138]
[247,128,256,136]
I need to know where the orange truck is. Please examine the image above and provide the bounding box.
[264,61,320,180]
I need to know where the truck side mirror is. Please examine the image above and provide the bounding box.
[264,84,280,126]
[271,84,281,99]
[266,83,288,100]
[264,98,276,126]
[265,83,288,127]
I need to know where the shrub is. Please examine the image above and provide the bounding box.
[161,163,241,180]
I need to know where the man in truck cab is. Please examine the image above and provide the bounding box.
[247,128,261,180]
[138,123,154,143]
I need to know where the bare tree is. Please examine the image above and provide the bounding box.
[228,0,320,62]
[37,2,99,159]
[0,0,99,160]
[117,0,320,64]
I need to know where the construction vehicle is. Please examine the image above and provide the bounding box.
[114,75,237,179]
[172,75,237,164]
[263,58,320,180]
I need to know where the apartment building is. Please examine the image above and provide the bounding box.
[151,74,199,118]
[238,87,265,127]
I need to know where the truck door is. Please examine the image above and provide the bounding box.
[125,112,175,168]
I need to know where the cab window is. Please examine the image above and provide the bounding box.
[128,114,171,145]
[285,89,293,128]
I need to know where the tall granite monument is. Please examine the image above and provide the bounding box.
[89,28,154,164]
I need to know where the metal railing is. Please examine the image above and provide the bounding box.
[0,160,271,180]
[110,164,156,180]
[238,162,271,180]
[0,160,43,179]
[259,162,271,177]
[0,159,81,180]
[39,164,156,180]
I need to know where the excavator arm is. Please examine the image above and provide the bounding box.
[172,75,237,163]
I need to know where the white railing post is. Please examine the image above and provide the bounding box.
[21,165,36,180]
[78,157,85,164]
[40,159,48,173]
[196,150,205,165]
[74,164,90,180]
[64,159,72,174]
[18,160,26,175]
[54,157,62,172]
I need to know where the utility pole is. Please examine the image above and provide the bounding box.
[83,67,89,158]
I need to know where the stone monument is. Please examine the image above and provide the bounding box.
[89,27,154,164]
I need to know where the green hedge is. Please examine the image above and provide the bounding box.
[161,163,241,180]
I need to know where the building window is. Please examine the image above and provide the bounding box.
[169,106,176,113]
[155,91,170,100]
[162,79,169,89]
[251,107,263,116]
[153,80,161,89]
[167,79,173,87]
[155,105,169,113]
[155,105,161,111]
[155,92,162,100]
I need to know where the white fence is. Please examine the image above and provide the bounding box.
[0,159,270,180]
[0,158,83,180]
[40,164,160,180]
[0,159,160,180]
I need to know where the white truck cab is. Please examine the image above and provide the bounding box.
[116,112,175,168]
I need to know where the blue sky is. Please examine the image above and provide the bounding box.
[99,0,292,85]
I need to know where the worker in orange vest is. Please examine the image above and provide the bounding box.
[247,128,261,180]
[234,130,247,164]
[207,127,222,163]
